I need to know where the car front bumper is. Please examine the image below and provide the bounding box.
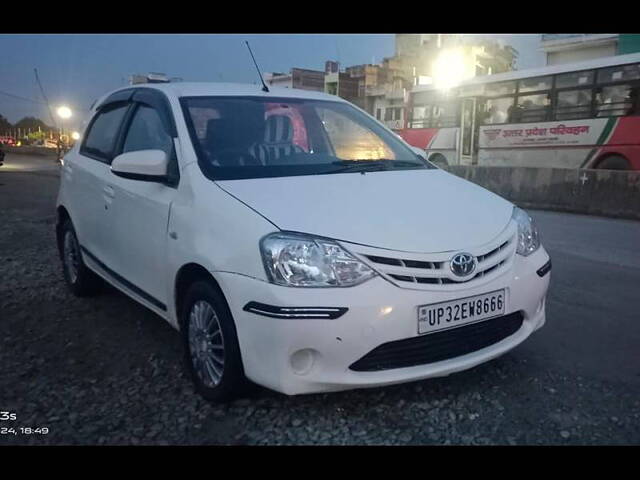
[214,247,550,395]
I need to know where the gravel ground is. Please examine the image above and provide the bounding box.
[1,155,639,445]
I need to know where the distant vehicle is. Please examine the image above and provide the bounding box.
[56,82,550,401]
[399,52,640,170]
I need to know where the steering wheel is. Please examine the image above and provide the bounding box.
[214,150,261,167]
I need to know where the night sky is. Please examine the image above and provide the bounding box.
[0,34,544,129]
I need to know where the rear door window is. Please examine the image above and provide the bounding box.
[81,104,129,162]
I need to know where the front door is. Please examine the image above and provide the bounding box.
[459,98,477,165]
[104,102,178,312]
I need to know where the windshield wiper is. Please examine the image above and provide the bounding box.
[330,159,425,173]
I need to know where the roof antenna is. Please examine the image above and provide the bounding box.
[245,41,269,92]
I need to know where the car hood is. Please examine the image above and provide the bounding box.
[216,169,514,253]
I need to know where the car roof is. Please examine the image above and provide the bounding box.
[99,82,347,106]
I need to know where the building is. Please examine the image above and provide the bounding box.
[344,63,384,111]
[395,34,516,79]
[264,34,519,132]
[541,34,640,66]
[541,34,620,65]
[367,35,517,131]
[264,68,325,91]
[323,61,360,104]
[263,72,293,89]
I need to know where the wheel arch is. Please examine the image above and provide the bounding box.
[174,263,229,328]
[55,205,72,257]
[593,151,630,169]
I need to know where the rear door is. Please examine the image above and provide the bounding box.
[68,99,132,265]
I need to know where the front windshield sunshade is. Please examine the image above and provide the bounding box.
[180,96,432,180]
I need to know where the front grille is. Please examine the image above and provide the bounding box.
[346,224,518,290]
[349,312,524,372]
[364,239,513,287]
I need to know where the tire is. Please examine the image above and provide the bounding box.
[180,280,248,402]
[59,219,102,297]
[597,155,630,170]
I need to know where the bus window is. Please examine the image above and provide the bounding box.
[514,93,550,122]
[596,84,637,117]
[555,89,593,120]
[409,101,458,128]
[518,76,552,94]
[556,70,594,89]
[482,97,513,124]
[485,81,516,96]
[432,103,458,127]
[597,64,640,84]
[410,106,430,128]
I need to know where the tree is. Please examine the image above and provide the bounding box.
[0,114,12,134]
[27,131,47,142]
[14,116,51,133]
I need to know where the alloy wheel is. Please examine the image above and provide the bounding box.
[188,300,225,387]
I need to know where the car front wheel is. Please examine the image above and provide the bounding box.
[181,280,248,402]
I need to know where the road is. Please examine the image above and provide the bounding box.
[1,153,639,445]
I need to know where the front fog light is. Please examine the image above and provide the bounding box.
[512,207,541,256]
[260,232,377,287]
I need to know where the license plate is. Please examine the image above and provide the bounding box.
[417,289,506,335]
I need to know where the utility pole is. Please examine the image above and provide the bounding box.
[34,68,57,130]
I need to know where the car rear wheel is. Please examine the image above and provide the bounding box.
[180,280,247,402]
[59,219,102,297]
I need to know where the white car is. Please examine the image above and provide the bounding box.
[56,82,551,401]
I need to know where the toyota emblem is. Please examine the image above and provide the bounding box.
[450,252,476,277]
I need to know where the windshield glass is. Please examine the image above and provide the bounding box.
[180,96,432,180]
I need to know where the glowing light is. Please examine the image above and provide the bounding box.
[71,131,80,141]
[432,49,467,90]
[380,306,394,316]
[57,106,72,119]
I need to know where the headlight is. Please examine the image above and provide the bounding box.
[260,232,377,287]
[512,207,540,256]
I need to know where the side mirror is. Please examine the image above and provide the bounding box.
[111,149,169,182]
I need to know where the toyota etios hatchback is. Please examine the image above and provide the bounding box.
[56,82,551,401]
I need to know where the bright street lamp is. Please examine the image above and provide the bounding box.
[57,106,72,119]
[71,131,80,141]
[56,106,73,146]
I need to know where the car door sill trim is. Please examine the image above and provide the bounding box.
[80,246,167,311]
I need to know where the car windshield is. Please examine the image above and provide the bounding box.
[180,96,433,180]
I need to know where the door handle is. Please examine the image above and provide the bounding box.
[103,185,115,209]
[103,185,115,198]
